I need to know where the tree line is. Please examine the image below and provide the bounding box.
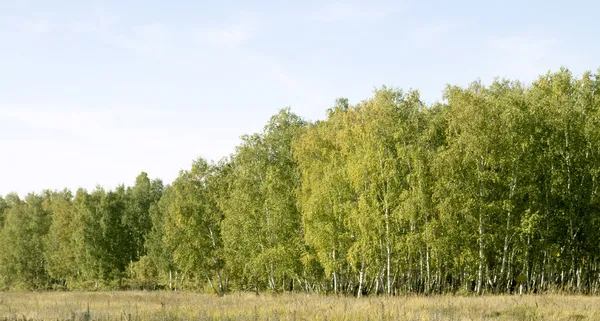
[2,68,600,296]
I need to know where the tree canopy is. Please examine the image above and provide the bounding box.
[2,68,600,295]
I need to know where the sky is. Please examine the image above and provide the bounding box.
[1,0,599,196]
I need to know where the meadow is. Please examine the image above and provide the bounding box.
[0,292,597,321]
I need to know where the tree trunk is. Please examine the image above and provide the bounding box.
[426,244,430,294]
[333,249,338,294]
[216,270,224,296]
[500,176,515,291]
[477,159,485,295]
[205,272,219,296]
[333,271,338,295]
[519,283,523,296]
[386,207,391,296]
[477,209,484,295]
[357,259,365,298]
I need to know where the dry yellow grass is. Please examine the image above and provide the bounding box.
[0,291,597,320]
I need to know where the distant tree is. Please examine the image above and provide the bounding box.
[0,194,51,289]
[0,195,7,229]
[124,173,163,261]
[44,190,77,287]
[161,158,227,294]
[294,102,354,295]
[142,185,176,289]
[221,108,306,293]
[3,67,600,294]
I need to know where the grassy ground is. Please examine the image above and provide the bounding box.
[0,291,597,320]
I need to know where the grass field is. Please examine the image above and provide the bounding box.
[0,291,597,320]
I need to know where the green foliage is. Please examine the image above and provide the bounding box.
[123,173,163,261]
[44,190,77,287]
[127,256,160,290]
[0,194,51,289]
[161,158,227,294]
[3,69,600,295]
[0,195,7,229]
[221,108,306,292]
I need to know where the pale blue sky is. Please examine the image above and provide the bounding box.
[1,0,598,196]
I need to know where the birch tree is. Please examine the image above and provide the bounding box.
[221,108,305,292]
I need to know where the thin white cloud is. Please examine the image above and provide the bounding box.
[132,23,169,41]
[484,34,563,81]
[121,23,171,57]
[67,13,118,34]
[195,24,253,49]
[194,14,258,49]
[408,21,465,49]
[6,16,54,34]
[3,11,258,54]
[487,35,558,58]
[1,107,110,134]
[113,13,258,63]
[260,60,331,121]
[311,3,394,23]
[0,105,242,196]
